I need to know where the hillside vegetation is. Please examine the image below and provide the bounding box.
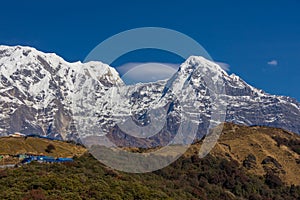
[0,123,299,200]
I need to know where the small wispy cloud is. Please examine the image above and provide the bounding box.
[215,62,230,72]
[267,60,278,66]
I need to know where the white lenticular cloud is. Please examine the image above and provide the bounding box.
[116,62,179,85]
[267,60,278,66]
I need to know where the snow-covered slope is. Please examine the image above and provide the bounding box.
[0,45,122,140]
[0,45,299,145]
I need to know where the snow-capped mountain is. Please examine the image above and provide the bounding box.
[0,45,299,146]
[0,45,122,141]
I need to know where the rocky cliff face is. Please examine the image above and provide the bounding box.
[0,45,299,145]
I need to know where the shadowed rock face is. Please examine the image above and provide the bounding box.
[224,75,300,134]
[228,74,299,133]
[0,45,299,144]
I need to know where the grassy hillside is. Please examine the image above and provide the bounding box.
[207,123,300,185]
[0,123,299,200]
[0,137,86,158]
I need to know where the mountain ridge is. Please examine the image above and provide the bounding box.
[0,45,299,144]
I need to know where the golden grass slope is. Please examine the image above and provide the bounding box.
[0,137,86,158]
[208,123,300,185]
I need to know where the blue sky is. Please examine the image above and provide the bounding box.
[0,0,299,100]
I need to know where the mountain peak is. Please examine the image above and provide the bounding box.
[180,56,228,76]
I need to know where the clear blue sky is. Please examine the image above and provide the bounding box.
[0,0,299,100]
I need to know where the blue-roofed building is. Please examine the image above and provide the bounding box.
[56,158,73,162]
[21,155,74,164]
[36,156,55,163]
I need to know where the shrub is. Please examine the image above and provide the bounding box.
[45,144,55,153]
